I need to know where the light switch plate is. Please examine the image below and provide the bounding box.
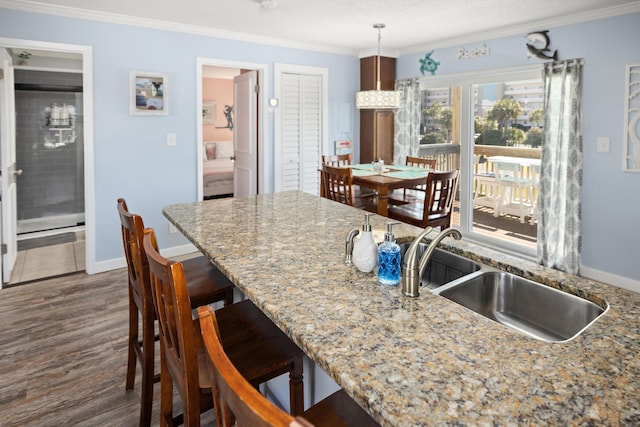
[167,133,177,146]
[596,137,610,153]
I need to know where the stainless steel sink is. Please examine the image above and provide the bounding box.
[398,243,481,290]
[435,271,607,342]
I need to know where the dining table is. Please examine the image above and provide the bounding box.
[162,191,640,426]
[350,163,431,217]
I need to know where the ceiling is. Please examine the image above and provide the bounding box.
[4,0,640,55]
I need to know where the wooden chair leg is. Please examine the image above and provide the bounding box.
[140,307,156,427]
[289,356,304,416]
[125,290,138,392]
[224,287,234,306]
[160,348,174,427]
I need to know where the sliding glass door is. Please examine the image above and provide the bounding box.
[418,66,543,256]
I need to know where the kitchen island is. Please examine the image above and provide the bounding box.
[163,191,639,426]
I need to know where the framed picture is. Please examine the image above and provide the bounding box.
[130,71,168,115]
[202,101,216,124]
[335,139,353,155]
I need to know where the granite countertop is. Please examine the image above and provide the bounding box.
[163,191,639,426]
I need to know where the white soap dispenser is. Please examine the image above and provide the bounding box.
[352,213,378,273]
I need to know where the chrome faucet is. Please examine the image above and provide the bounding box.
[344,228,360,264]
[402,227,462,297]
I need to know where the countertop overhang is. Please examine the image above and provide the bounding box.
[163,191,640,426]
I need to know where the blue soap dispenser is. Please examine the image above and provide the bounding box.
[378,222,401,286]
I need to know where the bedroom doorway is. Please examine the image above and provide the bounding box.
[196,58,267,199]
[201,65,238,200]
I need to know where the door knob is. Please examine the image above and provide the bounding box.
[13,169,23,176]
[229,156,236,161]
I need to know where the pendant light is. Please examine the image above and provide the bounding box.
[356,24,401,110]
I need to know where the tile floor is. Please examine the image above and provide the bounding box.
[9,228,85,285]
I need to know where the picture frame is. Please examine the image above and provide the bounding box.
[335,139,353,155]
[130,71,168,115]
[202,101,216,124]
[623,63,640,172]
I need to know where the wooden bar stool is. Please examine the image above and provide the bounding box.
[198,305,381,427]
[143,227,305,426]
[117,198,234,426]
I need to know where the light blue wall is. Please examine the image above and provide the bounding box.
[1,8,638,284]
[0,8,360,264]
[398,13,640,283]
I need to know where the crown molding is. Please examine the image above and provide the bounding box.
[2,0,638,58]
[398,1,640,55]
[0,0,359,56]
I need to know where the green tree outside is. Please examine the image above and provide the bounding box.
[487,98,522,139]
[423,102,453,143]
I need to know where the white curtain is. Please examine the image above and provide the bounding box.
[394,78,421,165]
[537,59,583,274]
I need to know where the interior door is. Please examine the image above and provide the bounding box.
[233,71,258,196]
[0,49,18,284]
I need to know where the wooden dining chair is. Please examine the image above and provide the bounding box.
[117,198,234,427]
[198,305,381,427]
[143,227,306,426]
[322,153,352,167]
[388,170,459,230]
[320,153,375,200]
[406,155,437,170]
[321,164,354,205]
[319,154,352,197]
[391,155,438,202]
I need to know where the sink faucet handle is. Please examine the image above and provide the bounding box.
[345,228,360,265]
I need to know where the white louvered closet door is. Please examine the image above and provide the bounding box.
[280,73,322,194]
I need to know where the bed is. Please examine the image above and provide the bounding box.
[203,141,234,198]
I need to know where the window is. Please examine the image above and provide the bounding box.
[418,66,543,257]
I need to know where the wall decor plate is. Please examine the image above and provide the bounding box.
[623,63,640,172]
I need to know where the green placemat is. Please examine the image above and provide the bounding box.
[352,169,378,177]
[384,170,429,179]
[390,165,432,172]
[350,163,375,170]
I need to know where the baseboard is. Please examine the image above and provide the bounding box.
[93,243,200,274]
[581,266,640,294]
[94,257,126,273]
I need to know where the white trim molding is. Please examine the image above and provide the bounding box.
[0,0,355,56]
[0,37,95,275]
[273,63,329,193]
[398,2,640,55]
[581,266,640,294]
[3,0,638,57]
[195,57,269,196]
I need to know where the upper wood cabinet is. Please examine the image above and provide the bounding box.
[360,56,396,91]
[359,56,396,165]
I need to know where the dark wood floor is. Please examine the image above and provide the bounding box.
[0,268,214,426]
